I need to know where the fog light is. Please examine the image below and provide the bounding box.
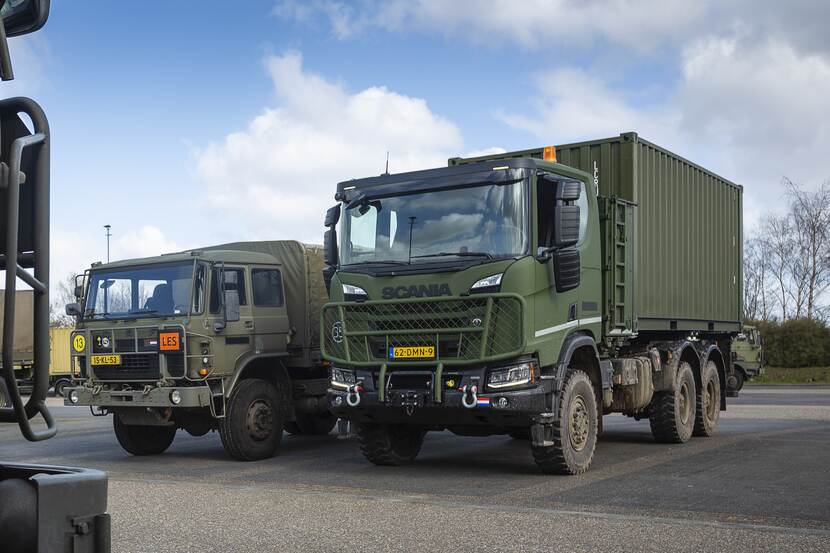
[495,397,509,408]
[331,367,356,388]
[69,390,80,404]
[170,390,182,405]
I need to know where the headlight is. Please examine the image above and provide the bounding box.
[69,390,80,404]
[470,273,503,293]
[170,390,182,405]
[487,361,537,390]
[331,367,356,389]
[342,283,368,300]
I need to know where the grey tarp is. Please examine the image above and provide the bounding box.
[199,241,326,351]
[0,290,35,364]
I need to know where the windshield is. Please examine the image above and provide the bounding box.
[84,261,197,320]
[341,181,529,265]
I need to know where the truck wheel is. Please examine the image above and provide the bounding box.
[649,361,696,443]
[694,360,721,437]
[296,412,337,435]
[219,378,286,461]
[356,423,425,466]
[731,370,745,392]
[113,414,176,455]
[53,378,70,398]
[531,370,598,475]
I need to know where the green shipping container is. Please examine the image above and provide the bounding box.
[554,132,742,334]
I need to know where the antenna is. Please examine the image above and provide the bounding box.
[384,151,389,175]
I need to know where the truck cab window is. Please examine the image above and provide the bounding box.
[209,268,247,313]
[252,269,284,307]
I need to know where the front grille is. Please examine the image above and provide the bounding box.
[165,353,185,378]
[322,295,524,365]
[92,354,160,381]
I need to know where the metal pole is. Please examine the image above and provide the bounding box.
[104,224,111,262]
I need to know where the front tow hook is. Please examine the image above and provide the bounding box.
[346,383,363,407]
[461,384,478,409]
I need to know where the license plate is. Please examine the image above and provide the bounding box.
[90,354,121,366]
[389,346,435,359]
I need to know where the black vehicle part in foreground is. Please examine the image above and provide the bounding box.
[0,2,110,551]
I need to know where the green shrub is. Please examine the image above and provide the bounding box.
[756,319,830,368]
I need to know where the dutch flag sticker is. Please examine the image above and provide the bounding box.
[476,397,490,407]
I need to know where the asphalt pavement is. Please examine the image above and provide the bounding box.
[2,386,829,552]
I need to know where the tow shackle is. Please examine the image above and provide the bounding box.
[461,384,478,409]
[346,384,363,407]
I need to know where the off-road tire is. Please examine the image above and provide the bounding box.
[649,361,696,443]
[531,370,598,475]
[53,378,70,398]
[356,423,425,466]
[508,428,530,440]
[731,370,745,392]
[219,378,286,461]
[113,414,176,455]
[694,360,721,437]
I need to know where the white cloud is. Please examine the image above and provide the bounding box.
[194,51,463,243]
[499,34,830,232]
[275,0,707,52]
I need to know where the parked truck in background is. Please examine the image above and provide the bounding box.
[64,240,334,461]
[728,325,763,392]
[0,290,33,405]
[321,132,742,474]
[1,1,111,551]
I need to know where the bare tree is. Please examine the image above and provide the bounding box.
[743,237,775,321]
[785,178,830,320]
[49,273,78,327]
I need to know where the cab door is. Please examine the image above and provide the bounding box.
[209,266,253,372]
[249,265,290,353]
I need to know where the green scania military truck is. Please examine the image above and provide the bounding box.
[64,240,333,461]
[321,133,742,474]
[728,325,763,392]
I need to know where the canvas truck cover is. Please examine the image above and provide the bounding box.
[201,241,326,350]
[0,289,35,364]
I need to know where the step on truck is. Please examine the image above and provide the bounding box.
[321,132,743,474]
[64,240,333,461]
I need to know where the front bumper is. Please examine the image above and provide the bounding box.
[328,383,550,427]
[64,385,212,409]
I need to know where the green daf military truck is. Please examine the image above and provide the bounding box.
[321,133,742,474]
[728,325,763,392]
[64,240,333,461]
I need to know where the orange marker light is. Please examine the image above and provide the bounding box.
[542,146,557,162]
[198,368,209,377]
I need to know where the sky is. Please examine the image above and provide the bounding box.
[4,0,830,292]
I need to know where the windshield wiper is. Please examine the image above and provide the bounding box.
[343,260,410,266]
[411,252,494,260]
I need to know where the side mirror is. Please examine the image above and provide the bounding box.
[554,205,580,247]
[324,229,338,267]
[65,302,82,318]
[324,204,341,227]
[224,289,240,323]
[2,0,50,38]
[222,269,240,323]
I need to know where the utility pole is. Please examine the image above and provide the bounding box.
[103,224,111,262]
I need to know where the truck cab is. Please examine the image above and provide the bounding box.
[65,242,334,461]
[729,325,764,392]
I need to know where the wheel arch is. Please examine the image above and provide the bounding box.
[556,331,608,395]
[227,353,291,397]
